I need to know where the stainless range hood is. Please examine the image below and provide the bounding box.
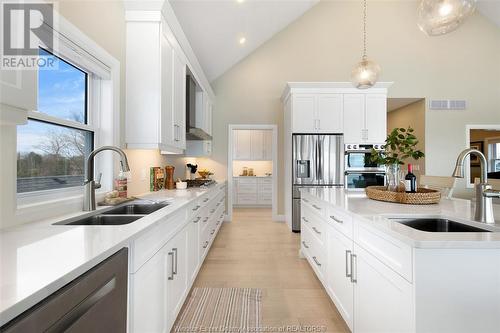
[186,75,212,141]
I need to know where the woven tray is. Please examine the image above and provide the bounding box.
[365,186,441,205]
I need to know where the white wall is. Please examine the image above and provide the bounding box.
[206,0,500,211]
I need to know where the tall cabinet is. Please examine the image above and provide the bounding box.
[125,7,215,155]
[282,82,392,228]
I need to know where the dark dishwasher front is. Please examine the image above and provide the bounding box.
[1,248,128,333]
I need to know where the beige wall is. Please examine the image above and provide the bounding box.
[208,0,500,209]
[58,0,500,204]
[387,100,426,178]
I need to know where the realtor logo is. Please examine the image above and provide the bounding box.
[1,1,57,69]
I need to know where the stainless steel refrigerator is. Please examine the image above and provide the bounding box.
[292,134,344,232]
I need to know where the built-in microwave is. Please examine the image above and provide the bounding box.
[345,143,385,172]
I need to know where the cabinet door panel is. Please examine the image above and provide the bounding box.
[317,94,343,133]
[365,94,387,143]
[251,130,264,160]
[167,229,188,326]
[173,52,186,149]
[327,228,354,331]
[161,35,175,147]
[343,94,365,144]
[292,94,316,133]
[234,130,252,160]
[263,130,273,160]
[132,248,168,333]
[353,244,414,333]
[186,217,199,284]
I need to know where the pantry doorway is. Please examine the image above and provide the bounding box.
[227,125,279,222]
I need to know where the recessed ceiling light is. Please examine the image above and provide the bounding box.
[239,37,246,45]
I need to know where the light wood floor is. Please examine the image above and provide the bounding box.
[192,208,350,333]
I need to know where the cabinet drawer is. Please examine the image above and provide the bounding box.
[354,218,413,282]
[237,177,257,185]
[258,184,273,193]
[302,205,327,249]
[237,184,257,194]
[301,196,326,217]
[131,209,186,272]
[258,178,272,185]
[326,206,353,239]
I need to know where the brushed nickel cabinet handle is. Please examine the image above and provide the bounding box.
[302,241,309,249]
[210,229,215,235]
[202,241,209,249]
[351,254,357,283]
[172,248,178,275]
[168,252,174,280]
[312,226,321,234]
[193,216,201,223]
[345,250,352,278]
[312,204,321,210]
[301,217,309,223]
[192,205,201,211]
[312,256,322,267]
[330,215,343,224]
[210,209,216,213]
[203,198,209,202]
[302,198,309,203]
[203,217,209,222]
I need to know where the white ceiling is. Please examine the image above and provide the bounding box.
[171,0,319,82]
[171,0,500,83]
[477,1,500,29]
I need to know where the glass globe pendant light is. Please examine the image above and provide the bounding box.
[351,0,381,89]
[417,0,477,36]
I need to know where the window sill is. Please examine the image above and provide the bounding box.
[16,189,108,225]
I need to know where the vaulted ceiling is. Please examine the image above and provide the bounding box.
[171,0,319,82]
[171,0,500,83]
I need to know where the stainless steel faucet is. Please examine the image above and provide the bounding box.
[83,146,131,211]
[452,148,500,224]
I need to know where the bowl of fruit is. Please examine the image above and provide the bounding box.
[198,169,214,179]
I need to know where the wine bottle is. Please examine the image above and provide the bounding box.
[405,164,417,193]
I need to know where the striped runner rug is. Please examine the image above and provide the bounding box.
[174,288,262,333]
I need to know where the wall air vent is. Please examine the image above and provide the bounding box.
[429,99,467,110]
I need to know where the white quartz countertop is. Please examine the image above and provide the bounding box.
[301,187,500,249]
[0,182,225,327]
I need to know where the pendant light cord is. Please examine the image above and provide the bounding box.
[363,0,367,60]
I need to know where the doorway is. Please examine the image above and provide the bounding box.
[227,125,278,222]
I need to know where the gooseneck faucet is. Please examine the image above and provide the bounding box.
[452,148,500,224]
[83,146,130,211]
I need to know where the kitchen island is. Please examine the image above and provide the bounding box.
[300,187,500,333]
[0,182,226,331]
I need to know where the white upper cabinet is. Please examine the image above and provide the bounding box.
[343,93,387,144]
[292,94,316,133]
[291,94,343,133]
[283,83,390,143]
[233,130,272,161]
[172,51,186,150]
[365,94,387,143]
[125,6,215,155]
[316,94,343,133]
[343,94,366,143]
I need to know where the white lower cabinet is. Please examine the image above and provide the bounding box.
[302,196,414,333]
[327,227,354,331]
[130,184,226,333]
[352,244,414,333]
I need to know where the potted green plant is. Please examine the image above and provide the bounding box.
[370,127,425,191]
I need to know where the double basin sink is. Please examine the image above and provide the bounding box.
[390,218,492,233]
[54,203,169,226]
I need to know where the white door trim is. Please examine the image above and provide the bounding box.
[227,124,279,222]
[465,124,500,188]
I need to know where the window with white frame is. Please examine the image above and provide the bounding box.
[14,19,118,204]
[17,48,95,194]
